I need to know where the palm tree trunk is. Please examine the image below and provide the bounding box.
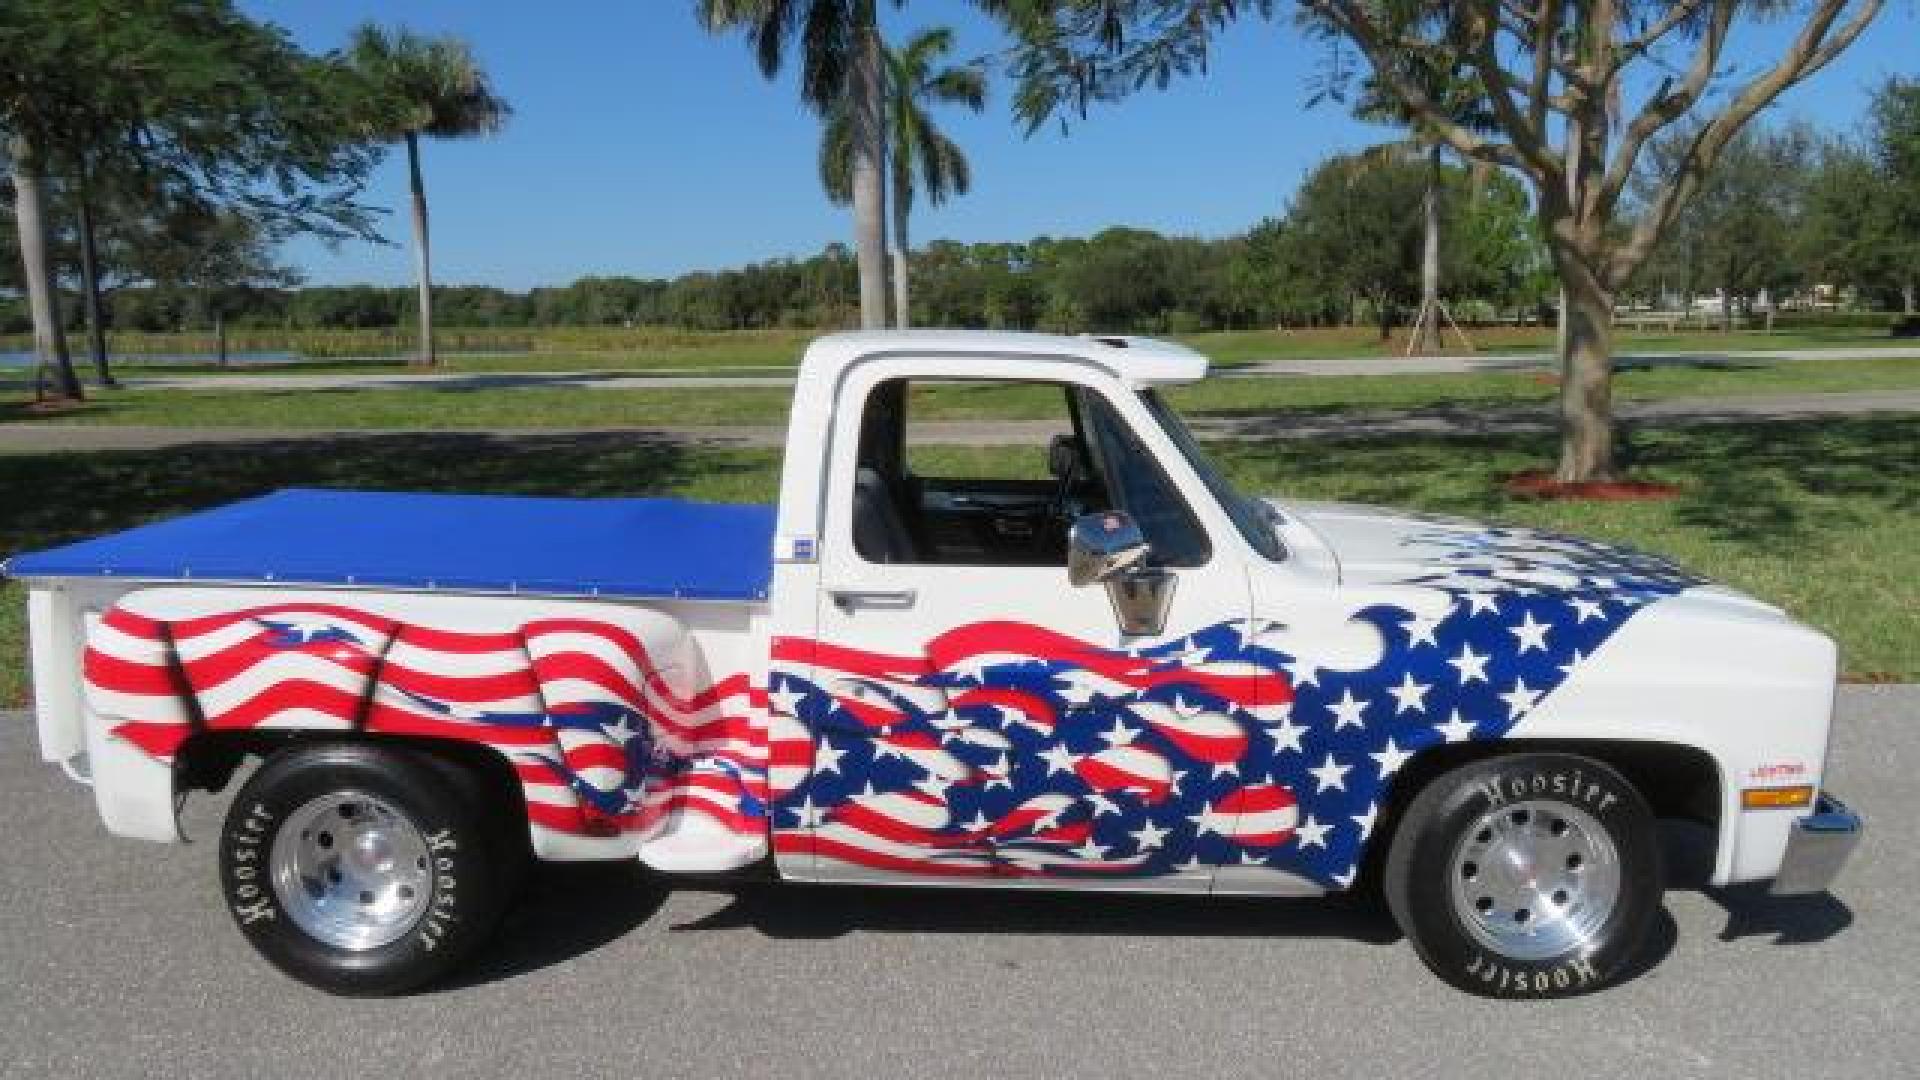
[406,132,436,367]
[75,168,116,388]
[8,134,82,402]
[850,23,889,330]
[1412,142,1443,355]
[891,172,911,329]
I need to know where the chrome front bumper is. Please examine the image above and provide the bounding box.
[1769,793,1863,895]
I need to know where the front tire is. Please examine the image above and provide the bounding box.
[218,743,512,995]
[1384,752,1663,998]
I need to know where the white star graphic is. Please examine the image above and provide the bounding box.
[1569,596,1605,624]
[1510,610,1552,653]
[787,796,827,828]
[1332,868,1356,888]
[1558,650,1586,678]
[1098,716,1140,746]
[1039,742,1078,776]
[1500,676,1542,720]
[813,740,847,775]
[964,810,994,833]
[1308,753,1351,793]
[767,684,806,717]
[1327,687,1370,730]
[912,775,952,800]
[1073,838,1109,861]
[1434,709,1478,743]
[1130,820,1171,851]
[1463,590,1500,616]
[1086,792,1123,817]
[1401,610,1444,648]
[1387,672,1431,715]
[1168,769,1188,797]
[1294,813,1332,849]
[1352,802,1379,841]
[1447,642,1490,685]
[604,714,638,744]
[1283,656,1321,688]
[1056,670,1101,705]
[1370,737,1412,777]
[1188,802,1222,835]
[1267,712,1306,755]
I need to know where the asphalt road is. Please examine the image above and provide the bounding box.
[1,688,1912,1080]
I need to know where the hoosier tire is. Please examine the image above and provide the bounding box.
[1384,752,1663,999]
[218,743,514,995]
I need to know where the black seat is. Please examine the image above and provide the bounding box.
[853,467,917,563]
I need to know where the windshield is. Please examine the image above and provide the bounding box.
[1140,389,1287,562]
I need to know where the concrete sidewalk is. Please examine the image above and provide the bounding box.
[3,387,1916,456]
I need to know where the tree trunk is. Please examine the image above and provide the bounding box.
[1903,281,1916,315]
[406,132,436,367]
[1555,266,1619,484]
[1411,142,1444,354]
[850,23,889,330]
[75,171,115,388]
[1720,285,1734,333]
[891,173,911,329]
[214,310,228,367]
[8,135,82,402]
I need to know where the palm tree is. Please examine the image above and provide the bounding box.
[348,24,509,367]
[822,27,985,328]
[701,0,898,330]
[7,133,83,401]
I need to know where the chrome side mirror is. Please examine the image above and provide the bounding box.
[1068,512,1150,587]
[1068,512,1175,636]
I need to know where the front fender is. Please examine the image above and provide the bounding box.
[1508,590,1838,885]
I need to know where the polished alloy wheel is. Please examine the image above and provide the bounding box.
[269,791,433,951]
[1447,797,1622,961]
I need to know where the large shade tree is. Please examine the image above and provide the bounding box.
[991,0,1885,483]
[701,0,903,330]
[349,23,511,368]
[822,25,987,327]
[2,0,380,400]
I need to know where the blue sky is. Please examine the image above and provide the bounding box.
[247,1,1920,291]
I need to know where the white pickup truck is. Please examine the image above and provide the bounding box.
[8,330,1860,998]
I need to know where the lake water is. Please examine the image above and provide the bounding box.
[0,350,305,368]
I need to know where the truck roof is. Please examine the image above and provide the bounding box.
[800,330,1209,387]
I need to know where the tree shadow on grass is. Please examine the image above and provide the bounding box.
[0,431,782,559]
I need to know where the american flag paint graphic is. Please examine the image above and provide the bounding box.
[82,603,770,850]
[80,522,1698,886]
[768,524,1700,887]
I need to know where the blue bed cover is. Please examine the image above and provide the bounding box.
[3,488,777,603]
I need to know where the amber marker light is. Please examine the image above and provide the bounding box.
[1742,785,1816,810]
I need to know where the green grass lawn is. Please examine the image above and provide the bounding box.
[9,354,1917,431]
[26,322,1911,380]
[3,415,1914,707]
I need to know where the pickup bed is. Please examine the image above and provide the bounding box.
[7,330,1861,999]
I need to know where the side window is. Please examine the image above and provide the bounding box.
[1075,389,1210,567]
[849,377,1107,567]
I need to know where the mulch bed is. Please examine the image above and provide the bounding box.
[1503,469,1681,501]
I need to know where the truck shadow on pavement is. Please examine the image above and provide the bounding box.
[1662,820,1855,946]
[445,817,1856,992]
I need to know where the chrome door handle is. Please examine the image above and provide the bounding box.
[830,589,918,612]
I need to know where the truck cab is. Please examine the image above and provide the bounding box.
[7,330,1861,998]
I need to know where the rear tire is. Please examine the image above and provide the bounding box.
[1384,752,1663,998]
[218,742,513,995]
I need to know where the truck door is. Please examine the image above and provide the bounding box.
[774,370,1267,890]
